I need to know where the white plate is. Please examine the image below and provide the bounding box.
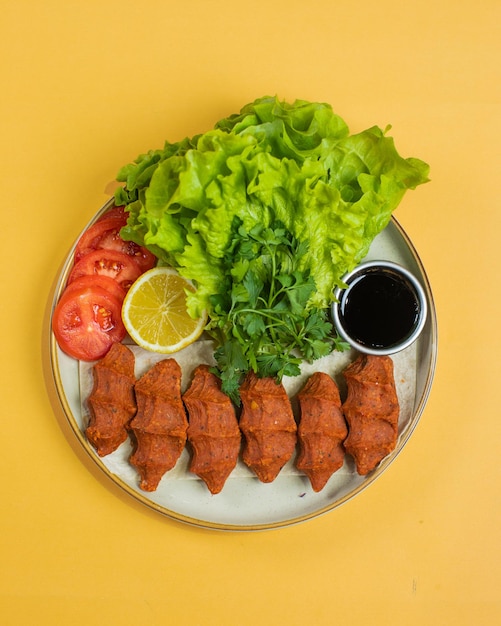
[47,199,437,531]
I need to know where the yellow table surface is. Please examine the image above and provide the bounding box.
[2,1,500,623]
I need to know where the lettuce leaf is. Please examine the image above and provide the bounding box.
[114,96,429,390]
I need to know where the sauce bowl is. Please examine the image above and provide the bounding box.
[332,260,428,355]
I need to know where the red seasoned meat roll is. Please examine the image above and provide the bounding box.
[86,342,137,456]
[342,354,400,475]
[239,372,297,483]
[183,365,241,494]
[296,372,348,491]
[130,359,188,491]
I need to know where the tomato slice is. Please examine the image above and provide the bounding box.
[53,280,126,361]
[74,215,156,273]
[74,216,127,261]
[67,249,142,292]
[63,275,126,304]
[96,205,128,222]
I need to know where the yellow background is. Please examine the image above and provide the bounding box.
[2,0,500,623]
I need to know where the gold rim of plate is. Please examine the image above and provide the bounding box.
[46,198,438,532]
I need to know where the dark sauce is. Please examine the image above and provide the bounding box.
[339,269,420,349]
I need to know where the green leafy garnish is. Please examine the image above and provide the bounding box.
[207,217,347,400]
[114,96,429,400]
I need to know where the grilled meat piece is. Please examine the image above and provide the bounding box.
[342,354,400,475]
[130,359,188,491]
[86,342,137,456]
[183,365,241,494]
[239,372,297,483]
[296,372,348,491]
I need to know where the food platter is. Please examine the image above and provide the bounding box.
[48,197,437,531]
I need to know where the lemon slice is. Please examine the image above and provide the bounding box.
[122,267,207,353]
